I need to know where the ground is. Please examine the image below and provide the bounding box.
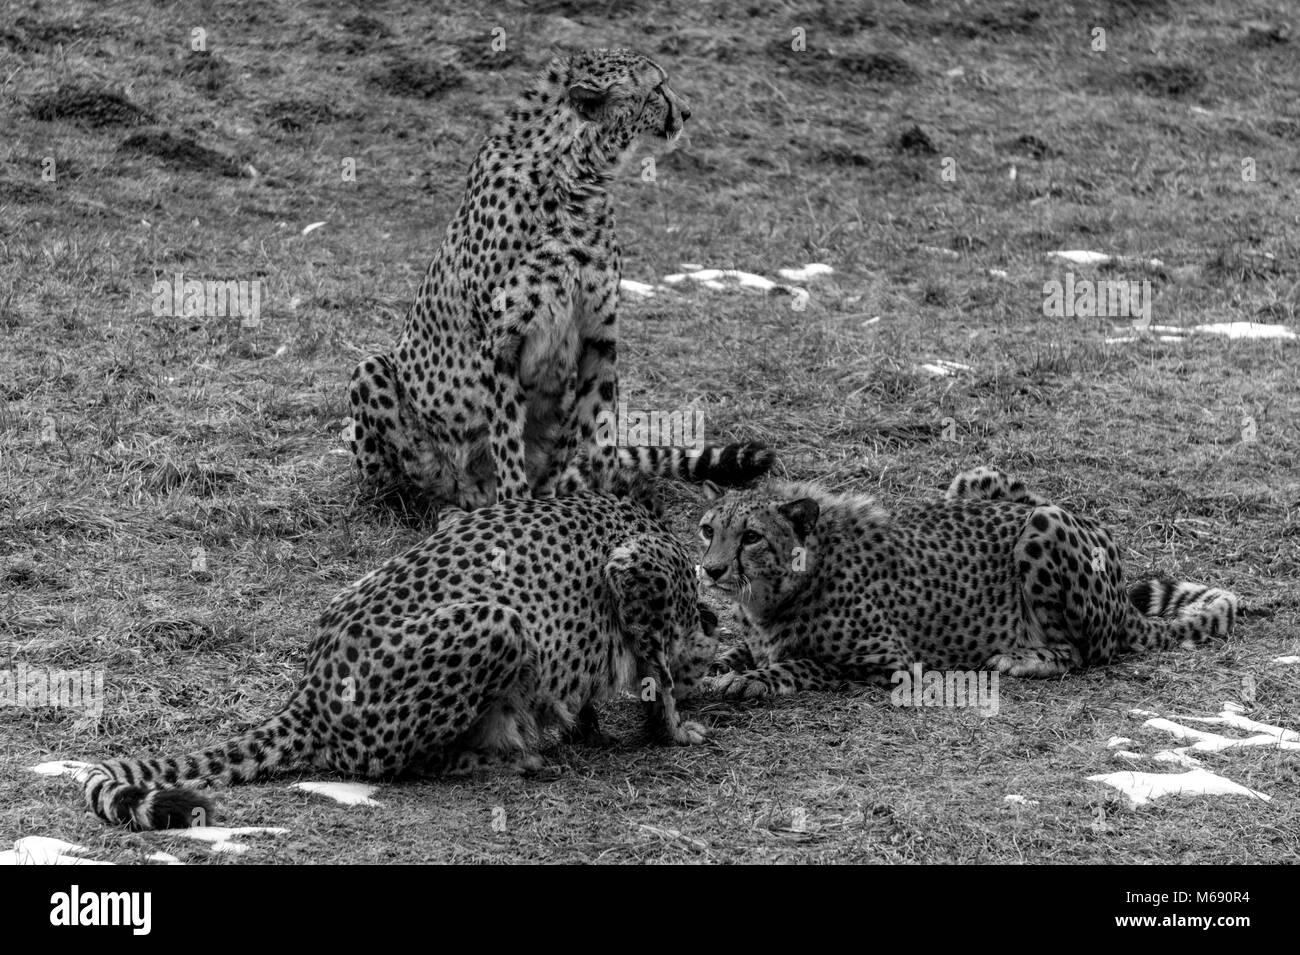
[1,0,1297,864]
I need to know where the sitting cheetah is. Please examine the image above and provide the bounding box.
[76,487,716,830]
[697,466,1240,697]
[348,48,771,513]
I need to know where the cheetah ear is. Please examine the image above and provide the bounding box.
[777,498,820,538]
[699,480,725,504]
[568,83,608,120]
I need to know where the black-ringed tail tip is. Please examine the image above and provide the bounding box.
[616,441,775,486]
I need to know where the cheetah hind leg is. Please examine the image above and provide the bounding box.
[403,601,547,777]
[348,354,481,524]
[992,504,1122,677]
[348,353,409,491]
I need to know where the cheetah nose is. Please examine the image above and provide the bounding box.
[705,566,725,581]
[681,104,691,121]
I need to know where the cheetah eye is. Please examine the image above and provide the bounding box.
[741,530,764,546]
[699,524,713,541]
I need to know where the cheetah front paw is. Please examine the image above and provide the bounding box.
[709,670,772,699]
[670,719,709,745]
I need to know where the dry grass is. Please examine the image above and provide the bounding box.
[1,0,1297,863]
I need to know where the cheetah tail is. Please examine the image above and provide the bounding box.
[617,442,774,486]
[1122,576,1241,652]
[79,708,309,830]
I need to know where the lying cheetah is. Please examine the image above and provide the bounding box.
[77,487,715,830]
[349,49,771,512]
[697,466,1240,697]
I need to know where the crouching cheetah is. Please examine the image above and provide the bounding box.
[348,48,772,513]
[77,487,715,830]
[697,466,1240,697]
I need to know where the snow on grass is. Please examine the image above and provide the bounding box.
[619,279,660,298]
[0,837,113,865]
[1048,250,1163,268]
[777,263,833,282]
[29,760,91,777]
[1087,769,1270,807]
[1105,321,1297,345]
[171,826,288,855]
[1273,655,1300,665]
[292,781,381,806]
[919,359,972,377]
[663,268,779,291]
[1195,322,1296,340]
[659,263,831,309]
[1003,795,1039,806]
[1094,703,1298,803]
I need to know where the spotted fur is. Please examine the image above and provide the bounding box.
[348,49,772,516]
[79,491,715,830]
[697,467,1240,696]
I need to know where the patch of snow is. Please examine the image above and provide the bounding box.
[1171,711,1300,744]
[1193,322,1296,340]
[1113,751,1143,761]
[1088,769,1269,807]
[292,781,381,807]
[662,265,819,311]
[919,359,972,377]
[301,221,326,236]
[1105,333,1187,344]
[1128,708,1161,718]
[1272,655,1300,665]
[1048,250,1164,268]
[0,837,113,866]
[987,268,1009,279]
[1003,795,1039,806]
[1107,737,1134,748]
[28,760,90,778]
[619,279,661,298]
[663,268,776,291]
[777,263,834,282]
[172,826,288,856]
[1144,716,1300,753]
[679,262,703,271]
[920,245,960,260]
[147,851,184,865]
[1153,750,1203,769]
[1049,250,1112,266]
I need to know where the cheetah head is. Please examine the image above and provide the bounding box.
[698,493,820,619]
[563,49,691,149]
